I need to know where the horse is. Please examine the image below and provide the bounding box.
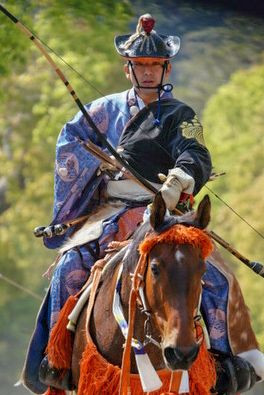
[71,193,215,394]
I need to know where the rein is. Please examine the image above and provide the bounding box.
[119,252,150,394]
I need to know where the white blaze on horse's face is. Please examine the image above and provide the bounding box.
[146,242,206,370]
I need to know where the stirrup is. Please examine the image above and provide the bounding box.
[39,356,75,391]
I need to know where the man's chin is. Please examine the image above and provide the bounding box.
[135,86,158,95]
[139,85,158,90]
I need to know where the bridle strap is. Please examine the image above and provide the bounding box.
[119,253,148,395]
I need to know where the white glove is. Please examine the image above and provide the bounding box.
[160,168,195,210]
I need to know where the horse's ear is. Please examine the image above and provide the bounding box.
[150,192,166,230]
[195,194,211,229]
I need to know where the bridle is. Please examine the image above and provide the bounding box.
[136,255,204,349]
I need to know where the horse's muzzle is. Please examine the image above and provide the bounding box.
[163,344,199,370]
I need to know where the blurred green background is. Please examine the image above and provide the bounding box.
[0,1,263,393]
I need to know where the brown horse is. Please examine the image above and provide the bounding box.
[71,193,214,393]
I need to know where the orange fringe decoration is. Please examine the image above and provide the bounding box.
[188,337,216,395]
[78,336,216,395]
[43,387,66,395]
[46,294,78,369]
[140,225,213,260]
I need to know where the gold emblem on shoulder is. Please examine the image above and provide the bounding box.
[180,115,205,145]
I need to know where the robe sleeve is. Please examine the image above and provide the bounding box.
[167,105,212,194]
[44,100,111,248]
[44,90,130,249]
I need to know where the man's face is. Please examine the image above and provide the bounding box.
[124,58,172,95]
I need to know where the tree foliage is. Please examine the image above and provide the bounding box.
[202,59,264,347]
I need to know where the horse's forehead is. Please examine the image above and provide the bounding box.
[150,243,200,264]
[174,245,201,265]
[150,242,198,254]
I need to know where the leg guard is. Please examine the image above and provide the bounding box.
[39,356,75,391]
[213,355,259,394]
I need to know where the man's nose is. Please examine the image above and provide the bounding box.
[143,66,153,74]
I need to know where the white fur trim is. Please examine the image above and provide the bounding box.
[238,349,264,381]
[107,179,160,201]
[60,202,125,253]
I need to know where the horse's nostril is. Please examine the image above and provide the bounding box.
[164,347,176,363]
[164,344,200,370]
[175,344,199,362]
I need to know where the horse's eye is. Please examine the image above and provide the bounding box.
[151,262,160,277]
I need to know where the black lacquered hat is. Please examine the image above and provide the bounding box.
[114,13,180,59]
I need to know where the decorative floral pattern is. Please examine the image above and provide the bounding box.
[180,115,205,145]
[56,152,79,182]
[85,103,109,134]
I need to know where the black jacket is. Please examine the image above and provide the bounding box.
[118,98,212,195]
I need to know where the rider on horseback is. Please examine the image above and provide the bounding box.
[22,13,264,395]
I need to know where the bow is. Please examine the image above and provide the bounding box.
[1,4,264,278]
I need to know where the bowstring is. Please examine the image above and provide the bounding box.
[0,272,42,300]
[35,35,136,123]
[205,185,264,240]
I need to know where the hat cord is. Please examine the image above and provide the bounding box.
[121,17,145,50]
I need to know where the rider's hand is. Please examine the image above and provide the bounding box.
[159,168,195,211]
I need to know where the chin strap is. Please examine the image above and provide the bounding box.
[128,60,173,125]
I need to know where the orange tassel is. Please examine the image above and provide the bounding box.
[161,393,179,395]
[140,225,213,260]
[78,341,120,395]
[78,338,215,395]
[44,387,66,395]
[46,294,78,369]
[188,336,216,395]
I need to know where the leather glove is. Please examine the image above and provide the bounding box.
[159,168,195,211]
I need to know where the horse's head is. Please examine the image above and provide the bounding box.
[142,193,212,371]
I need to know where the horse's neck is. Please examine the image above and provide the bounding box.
[89,258,164,371]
